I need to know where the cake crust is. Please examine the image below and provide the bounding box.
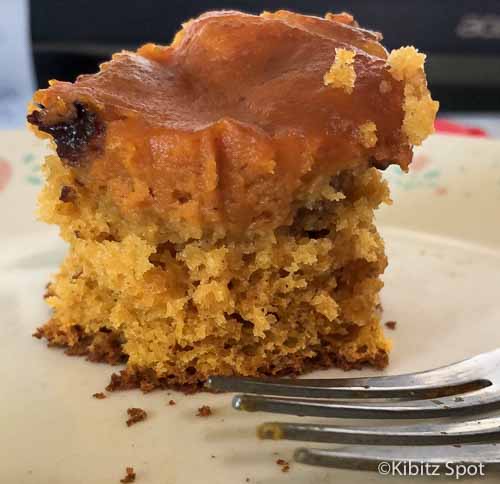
[34,317,389,393]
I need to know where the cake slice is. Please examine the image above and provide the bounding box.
[28,10,438,391]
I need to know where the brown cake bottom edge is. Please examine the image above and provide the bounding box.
[33,321,389,394]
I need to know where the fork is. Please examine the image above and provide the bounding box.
[207,349,500,470]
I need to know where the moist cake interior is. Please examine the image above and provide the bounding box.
[37,158,390,390]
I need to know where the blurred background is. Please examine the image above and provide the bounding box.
[2,0,500,134]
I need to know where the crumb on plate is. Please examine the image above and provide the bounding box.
[120,467,136,483]
[197,405,212,417]
[126,407,147,427]
[276,458,290,472]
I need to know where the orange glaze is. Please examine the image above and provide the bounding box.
[30,10,413,237]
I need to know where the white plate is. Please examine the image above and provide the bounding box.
[1,132,500,483]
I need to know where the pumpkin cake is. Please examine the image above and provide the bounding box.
[28,10,438,390]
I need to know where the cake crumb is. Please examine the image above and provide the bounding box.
[387,47,426,82]
[387,46,439,145]
[93,392,107,399]
[325,11,356,26]
[358,121,378,148]
[140,381,156,393]
[276,459,290,472]
[311,292,339,321]
[323,48,356,94]
[42,282,54,300]
[197,405,212,417]
[126,408,148,427]
[59,185,77,203]
[168,399,176,406]
[120,467,136,483]
[385,321,397,330]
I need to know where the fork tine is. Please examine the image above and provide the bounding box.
[207,349,498,399]
[209,376,487,399]
[258,416,500,446]
[233,386,500,419]
[294,444,500,471]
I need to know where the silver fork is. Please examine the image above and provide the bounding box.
[207,349,500,470]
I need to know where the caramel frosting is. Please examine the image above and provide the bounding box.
[28,10,438,237]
